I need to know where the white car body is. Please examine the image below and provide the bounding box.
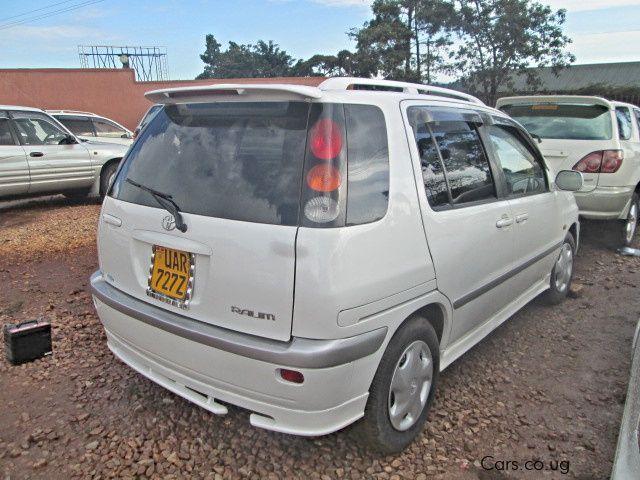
[496,96,640,222]
[0,106,129,199]
[91,79,580,448]
[48,110,134,147]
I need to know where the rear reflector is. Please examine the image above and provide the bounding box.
[309,118,343,160]
[279,369,304,384]
[306,164,341,192]
[573,150,623,174]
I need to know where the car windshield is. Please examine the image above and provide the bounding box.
[111,101,310,226]
[501,103,613,140]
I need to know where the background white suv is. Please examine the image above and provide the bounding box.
[497,96,640,245]
[91,78,582,453]
[48,110,134,147]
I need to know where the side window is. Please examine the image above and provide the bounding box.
[0,113,16,146]
[487,125,547,196]
[344,104,389,225]
[634,109,640,137]
[616,107,632,140]
[93,119,126,138]
[12,112,69,146]
[57,117,95,137]
[411,114,496,208]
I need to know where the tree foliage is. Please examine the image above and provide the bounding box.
[450,0,575,104]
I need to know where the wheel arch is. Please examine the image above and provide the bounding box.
[99,158,122,196]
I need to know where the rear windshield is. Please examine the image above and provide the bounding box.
[111,102,309,226]
[501,103,612,140]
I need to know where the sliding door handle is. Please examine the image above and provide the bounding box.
[515,213,529,223]
[29,151,44,157]
[496,217,514,228]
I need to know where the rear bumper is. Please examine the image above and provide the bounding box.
[90,271,386,436]
[575,186,634,220]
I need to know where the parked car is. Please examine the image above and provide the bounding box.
[90,78,582,453]
[47,110,134,146]
[611,319,640,479]
[0,106,128,199]
[496,96,640,246]
[132,104,162,139]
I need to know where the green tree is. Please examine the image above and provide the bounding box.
[351,0,453,82]
[197,34,297,79]
[450,0,575,105]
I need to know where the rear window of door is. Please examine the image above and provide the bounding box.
[409,110,496,209]
[487,125,547,196]
[0,112,17,146]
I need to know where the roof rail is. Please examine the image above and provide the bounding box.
[46,109,97,116]
[319,77,484,105]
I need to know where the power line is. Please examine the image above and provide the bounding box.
[0,0,79,24]
[0,0,106,31]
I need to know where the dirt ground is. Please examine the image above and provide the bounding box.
[0,196,638,480]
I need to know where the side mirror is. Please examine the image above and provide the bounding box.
[59,134,77,145]
[555,170,583,192]
[121,133,131,139]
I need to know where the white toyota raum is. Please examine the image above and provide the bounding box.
[91,78,582,453]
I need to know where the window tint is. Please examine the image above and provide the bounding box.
[616,107,632,140]
[0,114,15,146]
[12,112,69,146]
[502,104,612,140]
[410,110,496,208]
[488,126,546,196]
[93,119,126,138]
[416,124,448,207]
[345,104,389,224]
[112,102,309,226]
[57,117,95,137]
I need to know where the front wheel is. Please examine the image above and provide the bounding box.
[100,161,119,197]
[545,233,576,305]
[356,316,439,454]
[622,193,639,247]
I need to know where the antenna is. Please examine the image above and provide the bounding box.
[78,45,169,82]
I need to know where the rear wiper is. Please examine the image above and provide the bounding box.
[126,178,188,232]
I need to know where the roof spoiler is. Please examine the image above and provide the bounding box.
[145,84,323,104]
[496,95,614,110]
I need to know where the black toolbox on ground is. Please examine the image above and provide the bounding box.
[3,320,52,365]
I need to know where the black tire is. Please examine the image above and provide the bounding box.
[545,232,576,305]
[100,161,119,197]
[621,192,639,247]
[355,316,439,454]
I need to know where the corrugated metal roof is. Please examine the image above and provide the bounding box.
[503,61,640,92]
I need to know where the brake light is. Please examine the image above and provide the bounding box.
[306,164,342,192]
[573,150,623,174]
[601,150,624,173]
[309,118,342,160]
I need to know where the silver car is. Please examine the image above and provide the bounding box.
[0,106,129,200]
[611,320,640,479]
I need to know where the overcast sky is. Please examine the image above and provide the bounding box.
[1,0,639,81]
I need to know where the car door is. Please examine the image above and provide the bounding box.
[404,104,518,345]
[0,111,29,196]
[10,110,94,193]
[483,118,566,294]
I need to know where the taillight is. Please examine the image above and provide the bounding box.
[309,118,343,160]
[573,150,623,174]
[300,105,347,227]
[279,369,304,384]
[306,164,341,192]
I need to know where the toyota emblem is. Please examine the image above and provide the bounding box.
[161,215,176,231]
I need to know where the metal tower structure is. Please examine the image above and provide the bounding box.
[78,45,169,81]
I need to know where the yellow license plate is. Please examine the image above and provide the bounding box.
[149,246,193,301]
